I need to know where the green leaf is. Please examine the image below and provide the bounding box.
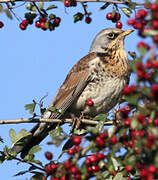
[26,3,33,10]
[144,30,158,36]
[73,12,84,23]
[113,172,127,180]
[49,126,63,136]
[123,94,139,105]
[28,145,42,155]
[30,174,45,180]
[121,7,132,17]
[112,8,116,18]
[9,129,17,144]
[38,2,44,10]
[46,4,57,10]
[24,100,36,114]
[0,4,3,12]
[138,46,148,56]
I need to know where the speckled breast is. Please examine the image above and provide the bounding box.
[70,59,129,117]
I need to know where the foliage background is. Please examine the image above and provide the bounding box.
[0,1,143,179]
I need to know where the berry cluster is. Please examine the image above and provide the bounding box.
[19,15,61,31]
[122,85,137,96]
[106,12,122,29]
[127,3,158,43]
[135,60,158,81]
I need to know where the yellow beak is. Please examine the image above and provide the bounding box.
[121,29,134,37]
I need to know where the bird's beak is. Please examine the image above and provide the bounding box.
[121,29,134,37]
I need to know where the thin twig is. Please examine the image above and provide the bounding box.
[0,118,113,125]
[0,0,144,5]
[0,150,45,171]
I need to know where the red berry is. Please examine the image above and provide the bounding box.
[97,152,104,160]
[146,140,152,148]
[85,16,92,24]
[127,18,135,26]
[110,136,117,145]
[51,163,58,170]
[45,151,53,160]
[19,23,27,30]
[124,119,131,127]
[39,17,47,22]
[22,19,29,26]
[150,3,158,11]
[154,12,158,19]
[137,41,150,50]
[137,114,145,124]
[0,21,4,28]
[140,168,148,178]
[72,136,81,145]
[154,118,158,126]
[91,165,100,172]
[85,158,92,166]
[99,132,108,139]
[70,166,78,174]
[122,85,132,95]
[64,161,71,169]
[35,21,41,28]
[89,154,98,163]
[60,176,67,180]
[137,70,145,79]
[152,20,158,29]
[151,84,158,100]
[86,99,93,106]
[116,21,122,29]
[133,22,143,30]
[153,35,158,43]
[136,62,144,70]
[153,61,158,69]
[51,178,59,180]
[68,148,76,155]
[148,165,156,173]
[45,164,53,174]
[138,9,147,18]
[135,12,141,20]
[115,12,121,21]
[120,106,131,117]
[54,17,61,27]
[74,145,80,152]
[95,136,105,147]
[125,165,132,172]
[64,0,70,7]
[87,166,93,173]
[106,12,113,20]
[40,22,46,30]
[128,140,134,148]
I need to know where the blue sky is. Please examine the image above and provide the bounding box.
[0,1,143,179]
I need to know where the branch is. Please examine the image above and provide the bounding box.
[0,0,144,5]
[0,118,113,125]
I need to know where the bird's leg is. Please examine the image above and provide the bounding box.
[70,114,78,133]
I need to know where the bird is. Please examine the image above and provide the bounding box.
[12,28,133,157]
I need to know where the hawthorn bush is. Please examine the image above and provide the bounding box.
[0,0,158,180]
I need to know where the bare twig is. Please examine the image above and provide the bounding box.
[0,0,144,5]
[0,118,113,125]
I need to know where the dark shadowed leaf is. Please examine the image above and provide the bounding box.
[100,2,110,10]
[73,12,84,23]
[14,170,29,176]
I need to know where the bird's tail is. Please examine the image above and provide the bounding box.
[11,111,59,158]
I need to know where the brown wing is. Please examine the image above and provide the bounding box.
[48,52,98,117]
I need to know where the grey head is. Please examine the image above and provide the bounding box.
[90,28,133,53]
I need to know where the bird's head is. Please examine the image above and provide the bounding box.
[90,28,134,53]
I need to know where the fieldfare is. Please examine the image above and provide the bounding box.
[12,28,133,157]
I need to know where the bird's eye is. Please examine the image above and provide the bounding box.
[107,33,115,39]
